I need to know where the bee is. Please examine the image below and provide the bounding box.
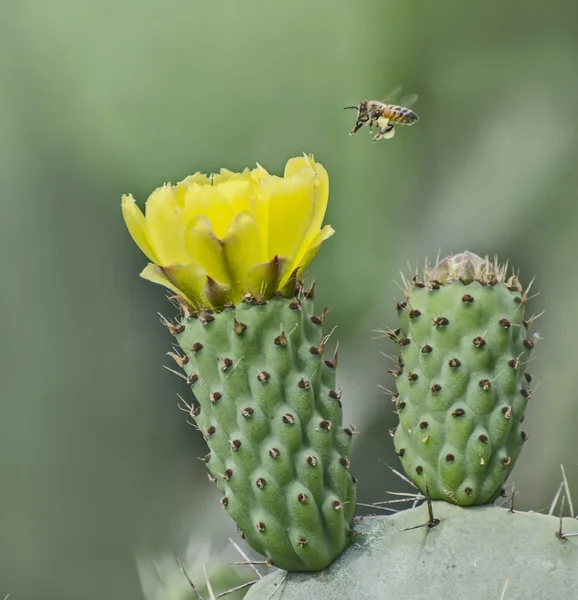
[344,88,419,142]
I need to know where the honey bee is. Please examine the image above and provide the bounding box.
[344,88,419,142]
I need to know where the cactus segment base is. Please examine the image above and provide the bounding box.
[245,502,578,599]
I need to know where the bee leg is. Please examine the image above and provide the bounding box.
[383,124,396,138]
[349,121,364,136]
[373,124,395,142]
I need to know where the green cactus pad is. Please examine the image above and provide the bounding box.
[170,293,356,571]
[245,502,578,600]
[390,252,536,505]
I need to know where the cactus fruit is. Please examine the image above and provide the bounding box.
[389,252,535,505]
[244,501,578,599]
[168,291,356,571]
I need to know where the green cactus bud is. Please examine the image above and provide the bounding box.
[244,502,578,599]
[171,293,356,571]
[390,252,535,505]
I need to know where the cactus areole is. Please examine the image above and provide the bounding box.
[391,252,536,505]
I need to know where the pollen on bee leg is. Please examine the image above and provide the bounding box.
[376,116,390,129]
[372,125,395,142]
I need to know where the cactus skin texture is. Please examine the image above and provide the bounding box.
[171,292,356,572]
[244,502,578,600]
[390,252,535,505]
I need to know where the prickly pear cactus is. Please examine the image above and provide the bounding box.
[121,156,357,572]
[244,502,578,600]
[171,292,356,571]
[389,252,536,505]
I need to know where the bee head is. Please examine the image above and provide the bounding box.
[344,101,369,123]
[354,101,370,122]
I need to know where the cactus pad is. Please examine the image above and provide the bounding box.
[245,502,578,599]
[169,292,356,571]
[390,252,536,505]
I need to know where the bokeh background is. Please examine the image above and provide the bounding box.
[2,1,578,598]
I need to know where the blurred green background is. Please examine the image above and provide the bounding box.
[2,0,578,597]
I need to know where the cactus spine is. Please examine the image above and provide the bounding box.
[168,291,356,571]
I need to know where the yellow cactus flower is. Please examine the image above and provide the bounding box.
[122,155,334,309]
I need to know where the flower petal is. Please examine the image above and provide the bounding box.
[145,185,191,265]
[222,212,263,291]
[281,225,334,286]
[180,172,211,186]
[250,164,269,183]
[174,173,211,209]
[215,179,254,215]
[139,262,205,308]
[283,154,316,178]
[185,215,231,284]
[121,194,160,264]
[260,168,317,261]
[286,158,330,269]
[212,167,252,185]
[249,173,270,261]
[161,264,208,309]
[182,185,236,240]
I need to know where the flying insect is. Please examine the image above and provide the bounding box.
[345,88,419,142]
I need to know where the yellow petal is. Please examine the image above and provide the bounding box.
[250,184,270,261]
[174,173,211,209]
[283,154,316,178]
[145,185,191,266]
[250,163,269,183]
[281,225,334,286]
[162,264,208,309]
[185,215,231,284]
[212,167,252,185]
[241,164,271,259]
[182,185,236,240]
[215,179,253,215]
[260,168,317,261]
[288,159,330,268]
[139,262,205,307]
[140,263,184,295]
[180,172,211,186]
[121,195,160,264]
[222,212,263,290]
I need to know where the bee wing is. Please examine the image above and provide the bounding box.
[380,84,403,104]
[399,93,418,108]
